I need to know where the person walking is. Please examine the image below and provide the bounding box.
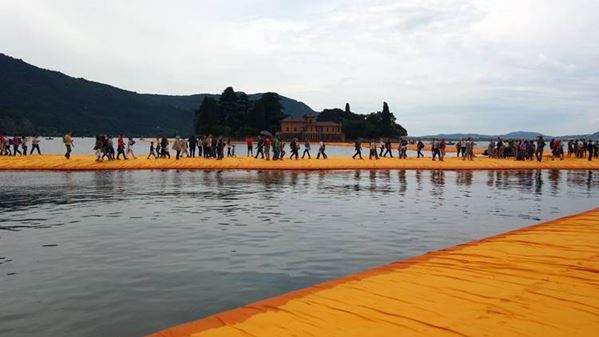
[272,135,281,160]
[181,137,189,158]
[463,137,474,161]
[116,135,127,160]
[417,140,425,158]
[21,136,29,156]
[246,136,254,157]
[12,135,22,156]
[63,131,73,159]
[289,138,299,160]
[188,136,197,158]
[264,136,271,160]
[226,138,233,157]
[587,140,595,161]
[216,137,225,160]
[369,139,379,160]
[316,139,327,159]
[30,135,41,155]
[352,138,363,159]
[161,137,171,159]
[174,137,182,160]
[439,138,446,161]
[126,137,137,159]
[302,139,311,159]
[254,136,265,159]
[382,139,393,158]
[147,141,157,159]
[93,135,102,161]
[536,136,546,162]
[456,139,462,157]
[398,137,408,159]
[431,138,441,161]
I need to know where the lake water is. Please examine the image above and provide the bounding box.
[0,169,597,337]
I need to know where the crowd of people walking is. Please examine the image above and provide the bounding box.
[0,135,43,156]
[2,132,597,162]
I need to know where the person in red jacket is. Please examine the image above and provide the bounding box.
[116,135,127,160]
[246,136,254,157]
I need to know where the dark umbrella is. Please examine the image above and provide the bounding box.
[260,130,273,137]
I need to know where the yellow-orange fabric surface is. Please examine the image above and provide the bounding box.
[148,208,599,337]
[1,155,598,171]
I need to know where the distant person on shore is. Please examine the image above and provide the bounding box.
[126,137,137,159]
[30,135,41,155]
[316,139,327,159]
[379,139,385,157]
[456,139,462,157]
[463,137,474,161]
[398,137,408,159]
[535,136,546,162]
[289,138,299,160]
[587,140,595,161]
[254,136,265,159]
[417,140,425,158]
[63,131,73,159]
[352,138,363,159]
[302,139,311,159]
[12,135,22,156]
[369,139,379,160]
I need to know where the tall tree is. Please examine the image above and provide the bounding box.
[251,92,284,132]
[195,96,220,135]
[380,101,396,137]
[345,103,351,114]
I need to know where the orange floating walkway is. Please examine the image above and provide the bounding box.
[0,155,598,171]
[148,208,599,337]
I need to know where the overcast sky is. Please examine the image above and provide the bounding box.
[1,0,598,135]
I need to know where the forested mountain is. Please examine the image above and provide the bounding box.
[0,53,315,136]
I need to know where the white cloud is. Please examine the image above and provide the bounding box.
[0,0,597,135]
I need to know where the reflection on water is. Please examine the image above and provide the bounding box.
[0,170,597,337]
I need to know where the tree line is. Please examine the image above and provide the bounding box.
[194,87,285,137]
[316,102,407,139]
[194,87,407,139]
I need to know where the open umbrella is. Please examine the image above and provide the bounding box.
[260,130,273,137]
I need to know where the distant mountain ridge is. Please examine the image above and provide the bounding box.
[0,53,315,136]
[420,130,598,140]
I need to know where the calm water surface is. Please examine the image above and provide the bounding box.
[0,169,597,337]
